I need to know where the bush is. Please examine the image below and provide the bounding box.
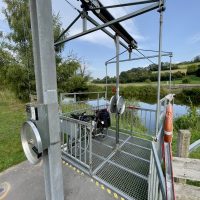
[176,88,200,105]
[182,77,191,84]
[174,105,200,143]
[145,79,151,83]
[196,66,200,77]
[120,85,167,103]
[5,65,34,101]
[187,65,198,75]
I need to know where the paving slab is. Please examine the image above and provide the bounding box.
[0,161,114,200]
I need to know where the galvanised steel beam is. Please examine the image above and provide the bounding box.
[137,48,172,54]
[54,2,160,46]
[155,2,165,136]
[115,35,120,146]
[89,0,160,11]
[169,54,173,91]
[85,15,130,50]
[55,13,81,43]
[29,0,64,199]
[80,0,137,47]
[106,53,171,64]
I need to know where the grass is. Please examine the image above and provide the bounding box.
[0,89,26,172]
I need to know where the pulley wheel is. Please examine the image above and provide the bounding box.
[117,96,125,114]
[21,121,43,165]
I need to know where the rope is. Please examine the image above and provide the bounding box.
[135,49,156,65]
[106,49,128,64]
[64,0,80,12]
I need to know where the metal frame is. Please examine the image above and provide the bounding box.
[29,0,64,199]
[27,0,177,199]
[104,50,173,106]
[54,1,162,48]
[148,142,166,200]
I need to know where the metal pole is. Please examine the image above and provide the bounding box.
[29,0,64,199]
[82,11,87,32]
[156,1,165,136]
[115,35,120,145]
[105,63,108,100]
[169,55,172,92]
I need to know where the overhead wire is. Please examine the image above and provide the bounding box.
[135,49,156,65]
[105,49,128,64]
[64,0,80,12]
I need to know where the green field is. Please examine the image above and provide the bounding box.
[177,61,200,69]
[0,89,26,172]
[152,61,200,74]
[94,76,200,87]
[152,68,187,74]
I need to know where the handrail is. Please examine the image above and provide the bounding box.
[189,139,200,153]
[152,143,166,198]
[61,91,106,95]
[148,142,166,200]
[127,105,156,112]
[60,115,92,127]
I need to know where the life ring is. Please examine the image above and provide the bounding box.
[164,103,173,143]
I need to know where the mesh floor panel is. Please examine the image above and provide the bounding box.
[94,136,122,148]
[122,142,151,161]
[128,137,152,149]
[62,130,152,200]
[107,130,129,140]
[96,162,148,200]
[110,150,150,177]
[92,140,113,158]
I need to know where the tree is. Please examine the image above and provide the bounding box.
[186,65,198,75]
[3,0,64,66]
[1,0,66,100]
[193,55,200,62]
[196,66,200,77]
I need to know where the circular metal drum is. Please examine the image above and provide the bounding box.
[109,95,117,113]
[117,96,125,114]
[21,121,43,165]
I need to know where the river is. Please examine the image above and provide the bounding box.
[138,102,189,118]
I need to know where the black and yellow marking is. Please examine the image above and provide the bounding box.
[62,161,126,200]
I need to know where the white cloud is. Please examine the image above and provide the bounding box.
[188,33,200,44]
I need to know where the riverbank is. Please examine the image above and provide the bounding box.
[90,83,200,106]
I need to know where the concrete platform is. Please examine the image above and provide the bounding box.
[0,161,114,200]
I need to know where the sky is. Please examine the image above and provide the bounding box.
[0,0,200,79]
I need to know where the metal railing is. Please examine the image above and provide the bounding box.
[111,106,157,138]
[148,142,166,200]
[60,116,93,172]
[60,91,107,115]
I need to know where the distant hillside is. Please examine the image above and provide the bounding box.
[93,60,200,84]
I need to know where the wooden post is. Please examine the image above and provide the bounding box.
[176,129,191,183]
